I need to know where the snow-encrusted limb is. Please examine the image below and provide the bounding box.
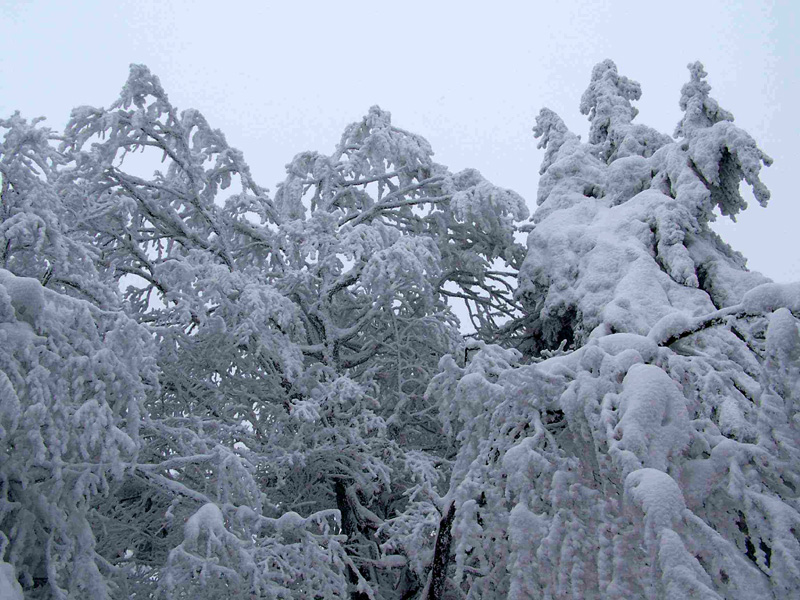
[648,282,800,347]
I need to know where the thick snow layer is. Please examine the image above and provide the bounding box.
[520,190,717,348]
[767,307,800,363]
[597,332,658,361]
[647,311,695,345]
[613,364,690,474]
[520,64,771,356]
[0,562,23,600]
[625,468,686,530]
[183,503,225,543]
[0,271,45,328]
[741,282,800,315]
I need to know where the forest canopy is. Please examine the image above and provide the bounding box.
[0,59,798,600]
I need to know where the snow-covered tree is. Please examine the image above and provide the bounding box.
[0,114,117,307]
[0,269,158,599]
[430,60,799,599]
[272,102,531,596]
[1,67,368,600]
[45,65,527,598]
[2,58,796,600]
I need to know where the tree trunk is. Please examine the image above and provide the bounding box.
[335,480,370,600]
[426,501,456,600]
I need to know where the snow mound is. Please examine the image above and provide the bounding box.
[612,364,690,475]
[0,271,45,328]
[0,562,23,600]
[625,468,686,529]
[183,503,226,543]
[740,282,800,315]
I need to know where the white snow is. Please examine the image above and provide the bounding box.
[0,271,45,328]
[766,307,800,368]
[183,502,226,543]
[741,282,800,315]
[613,364,690,474]
[625,468,686,530]
[647,311,697,345]
[0,562,22,600]
[1,57,797,600]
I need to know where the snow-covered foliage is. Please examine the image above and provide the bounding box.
[520,60,772,352]
[0,269,156,599]
[430,61,798,599]
[1,64,529,598]
[1,59,797,599]
[0,114,117,307]
[267,101,528,597]
[0,561,23,600]
[161,503,351,599]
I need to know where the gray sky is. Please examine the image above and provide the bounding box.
[2,0,797,282]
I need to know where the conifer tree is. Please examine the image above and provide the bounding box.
[431,60,797,599]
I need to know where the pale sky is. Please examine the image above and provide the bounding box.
[2,0,797,282]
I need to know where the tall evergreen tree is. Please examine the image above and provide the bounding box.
[431,60,797,599]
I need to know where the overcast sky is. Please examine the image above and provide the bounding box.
[2,0,797,282]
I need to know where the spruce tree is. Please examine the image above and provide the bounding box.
[430,60,797,599]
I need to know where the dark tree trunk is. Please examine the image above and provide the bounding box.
[426,501,456,600]
[335,479,370,600]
